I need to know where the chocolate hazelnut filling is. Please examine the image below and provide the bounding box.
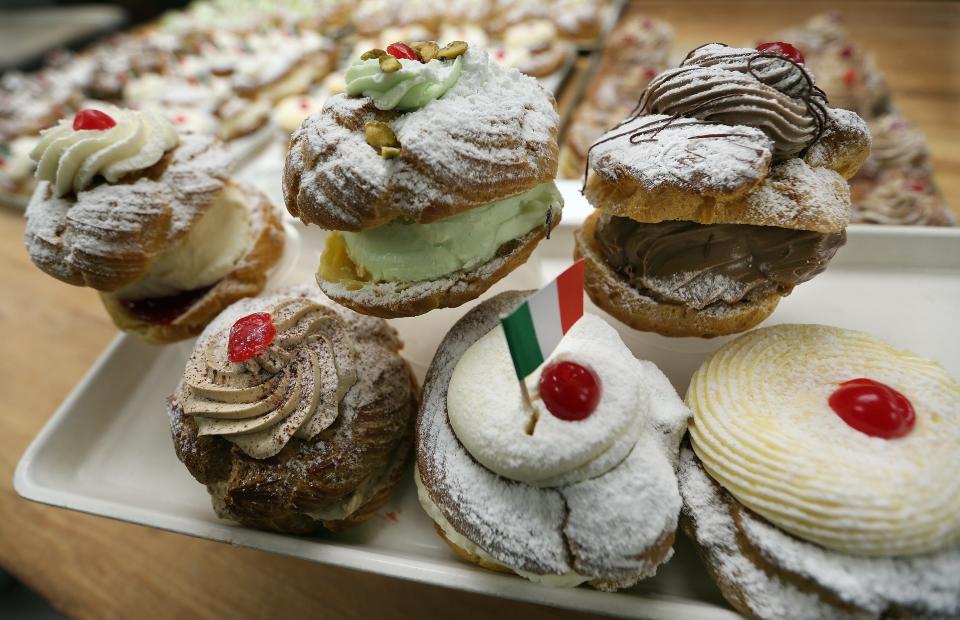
[594,213,845,309]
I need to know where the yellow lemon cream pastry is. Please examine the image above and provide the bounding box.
[576,42,871,338]
[416,291,690,590]
[283,41,562,318]
[24,106,284,344]
[680,324,960,620]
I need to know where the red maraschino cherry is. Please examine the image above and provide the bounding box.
[386,42,419,61]
[228,313,276,362]
[755,41,805,65]
[72,109,116,131]
[828,378,916,439]
[539,361,601,421]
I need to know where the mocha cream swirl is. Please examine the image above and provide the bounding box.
[181,298,358,459]
[869,115,928,169]
[639,44,824,160]
[31,106,178,197]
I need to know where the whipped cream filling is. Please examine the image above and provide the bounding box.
[447,314,647,487]
[340,182,562,283]
[345,54,464,111]
[113,184,253,300]
[181,297,358,459]
[31,106,178,196]
[688,324,960,557]
[414,466,591,587]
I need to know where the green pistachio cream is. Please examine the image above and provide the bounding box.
[344,55,464,111]
[341,182,563,282]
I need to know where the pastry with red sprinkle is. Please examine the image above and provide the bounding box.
[23,106,285,344]
[680,323,960,619]
[416,291,690,589]
[576,43,871,338]
[168,286,418,533]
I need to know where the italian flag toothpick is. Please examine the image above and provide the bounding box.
[500,260,585,380]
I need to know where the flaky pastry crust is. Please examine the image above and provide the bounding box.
[679,447,960,620]
[575,210,779,338]
[99,181,285,344]
[585,109,869,234]
[282,57,559,232]
[24,134,232,291]
[315,214,560,319]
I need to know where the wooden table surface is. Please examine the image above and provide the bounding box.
[1,2,957,619]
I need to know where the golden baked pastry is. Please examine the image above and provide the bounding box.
[680,324,960,619]
[24,107,285,343]
[416,291,690,590]
[579,43,870,338]
[284,42,562,318]
[168,286,418,534]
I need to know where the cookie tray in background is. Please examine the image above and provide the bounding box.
[14,183,960,620]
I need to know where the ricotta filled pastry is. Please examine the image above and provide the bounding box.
[284,41,562,318]
[416,291,690,590]
[24,106,285,343]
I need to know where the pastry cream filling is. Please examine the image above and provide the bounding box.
[447,314,645,487]
[345,54,463,111]
[414,467,591,588]
[113,184,252,300]
[340,181,562,283]
[687,324,960,557]
[31,107,178,197]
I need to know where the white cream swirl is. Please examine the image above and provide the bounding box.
[688,324,960,557]
[447,314,654,487]
[31,107,178,197]
[182,298,358,459]
[640,44,824,160]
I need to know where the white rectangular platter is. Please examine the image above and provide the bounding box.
[15,182,960,620]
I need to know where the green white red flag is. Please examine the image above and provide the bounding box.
[500,260,585,379]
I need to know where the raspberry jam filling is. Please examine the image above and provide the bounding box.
[119,284,215,325]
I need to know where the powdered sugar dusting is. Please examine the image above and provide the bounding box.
[24,133,233,290]
[285,48,558,230]
[588,114,773,194]
[680,449,960,618]
[417,291,690,585]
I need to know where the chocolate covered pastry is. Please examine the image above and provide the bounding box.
[576,43,870,337]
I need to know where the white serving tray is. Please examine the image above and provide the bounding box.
[15,183,960,620]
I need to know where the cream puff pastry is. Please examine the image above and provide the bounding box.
[24,106,284,343]
[680,324,960,619]
[284,42,562,318]
[577,43,871,338]
[416,291,690,589]
[169,286,418,534]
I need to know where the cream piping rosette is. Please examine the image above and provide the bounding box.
[31,106,178,197]
[181,297,358,459]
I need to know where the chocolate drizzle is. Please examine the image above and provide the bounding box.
[582,43,829,190]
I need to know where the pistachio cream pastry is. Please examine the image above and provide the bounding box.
[416,291,690,589]
[168,286,418,534]
[680,324,960,619]
[283,41,562,318]
[24,106,285,344]
[576,43,871,338]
